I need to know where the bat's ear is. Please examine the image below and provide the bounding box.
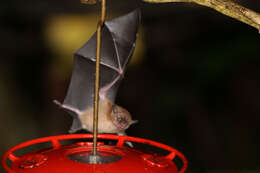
[131,120,138,125]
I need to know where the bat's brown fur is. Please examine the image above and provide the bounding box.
[79,98,136,134]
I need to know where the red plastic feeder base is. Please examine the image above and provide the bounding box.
[2,134,188,173]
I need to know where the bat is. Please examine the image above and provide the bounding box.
[55,10,140,137]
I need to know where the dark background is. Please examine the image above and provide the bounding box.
[0,0,259,172]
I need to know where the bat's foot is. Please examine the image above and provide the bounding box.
[68,129,79,134]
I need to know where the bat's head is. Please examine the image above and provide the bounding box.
[111,104,138,131]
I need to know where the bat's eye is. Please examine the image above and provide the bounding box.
[117,117,122,122]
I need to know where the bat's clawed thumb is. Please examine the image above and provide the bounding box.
[53,100,62,107]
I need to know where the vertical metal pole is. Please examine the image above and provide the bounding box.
[93,0,106,156]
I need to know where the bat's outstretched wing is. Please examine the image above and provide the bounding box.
[56,10,140,132]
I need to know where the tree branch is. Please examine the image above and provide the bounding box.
[144,0,260,33]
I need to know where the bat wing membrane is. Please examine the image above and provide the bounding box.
[59,10,140,132]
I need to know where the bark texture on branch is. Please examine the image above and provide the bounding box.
[144,0,260,33]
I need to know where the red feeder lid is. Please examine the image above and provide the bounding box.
[2,134,188,173]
